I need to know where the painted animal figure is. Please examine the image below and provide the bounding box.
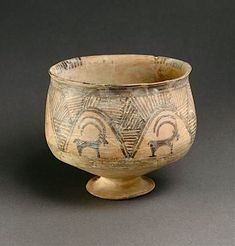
[74,133,108,158]
[74,116,108,158]
[148,115,179,157]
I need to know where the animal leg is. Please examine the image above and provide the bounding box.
[97,148,100,158]
[78,147,82,156]
[150,148,156,157]
[170,144,173,154]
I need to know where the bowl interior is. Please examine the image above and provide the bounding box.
[49,54,191,86]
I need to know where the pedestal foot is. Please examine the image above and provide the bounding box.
[86,176,155,200]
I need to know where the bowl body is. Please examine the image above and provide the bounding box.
[45,55,196,198]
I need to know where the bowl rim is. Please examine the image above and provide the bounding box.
[48,54,192,88]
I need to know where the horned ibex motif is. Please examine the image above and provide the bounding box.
[148,115,179,157]
[73,116,108,158]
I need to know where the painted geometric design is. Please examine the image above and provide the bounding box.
[48,79,196,157]
[121,129,141,156]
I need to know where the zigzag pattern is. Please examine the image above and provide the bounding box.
[48,82,194,155]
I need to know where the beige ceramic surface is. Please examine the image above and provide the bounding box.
[45,54,197,199]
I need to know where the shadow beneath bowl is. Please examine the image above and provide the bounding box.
[16,147,101,207]
[16,145,177,207]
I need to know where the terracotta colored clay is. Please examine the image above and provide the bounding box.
[45,54,197,200]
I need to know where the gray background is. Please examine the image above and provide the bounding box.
[0,0,234,245]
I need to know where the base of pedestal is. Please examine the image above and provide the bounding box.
[86,176,155,200]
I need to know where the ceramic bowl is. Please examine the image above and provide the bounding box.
[45,54,196,199]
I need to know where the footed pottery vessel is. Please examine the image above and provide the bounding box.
[45,54,196,200]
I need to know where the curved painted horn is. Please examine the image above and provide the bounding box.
[155,121,177,137]
[153,114,177,134]
[79,116,106,136]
